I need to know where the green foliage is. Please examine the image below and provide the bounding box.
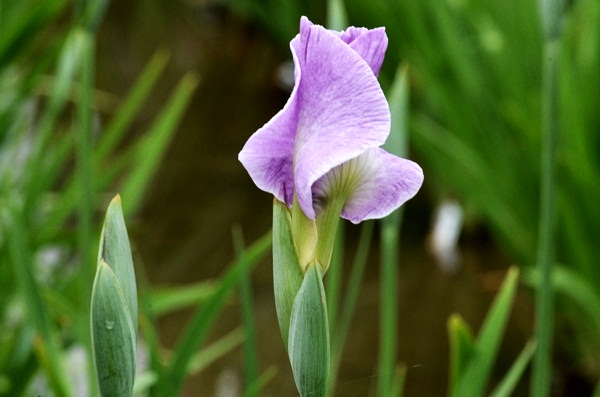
[224,0,600,385]
[153,231,271,397]
[0,1,209,395]
[91,196,138,397]
[448,268,533,397]
[273,199,331,397]
[91,260,136,397]
[288,263,330,397]
[222,0,326,48]
[272,200,304,347]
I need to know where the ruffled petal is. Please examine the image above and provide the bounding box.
[238,65,302,205]
[312,148,423,224]
[338,26,388,76]
[291,17,391,219]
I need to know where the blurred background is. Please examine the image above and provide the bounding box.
[1,0,599,396]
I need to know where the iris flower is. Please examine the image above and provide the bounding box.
[239,17,423,270]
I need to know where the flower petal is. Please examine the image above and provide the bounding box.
[338,26,388,76]
[237,90,299,206]
[313,148,423,224]
[292,17,391,219]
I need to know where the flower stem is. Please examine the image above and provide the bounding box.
[531,0,564,394]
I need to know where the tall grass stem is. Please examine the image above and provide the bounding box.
[75,29,100,397]
[531,0,564,393]
[232,226,260,397]
[377,65,409,397]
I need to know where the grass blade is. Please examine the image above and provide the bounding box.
[378,63,409,397]
[6,204,72,397]
[232,226,259,397]
[160,231,271,396]
[489,340,536,397]
[453,267,519,397]
[120,72,200,215]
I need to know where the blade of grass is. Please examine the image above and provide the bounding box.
[244,366,278,397]
[327,0,348,32]
[95,49,170,160]
[159,231,271,397]
[149,282,217,316]
[75,28,95,300]
[120,72,200,215]
[593,381,600,397]
[75,29,100,397]
[390,364,407,397]
[0,0,68,67]
[6,204,72,397]
[377,63,409,397]
[453,267,520,397]
[524,266,600,338]
[531,0,565,393]
[186,328,245,374]
[447,314,475,391]
[36,51,173,243]
[489,340,536,397]
[328,220,374,397]
[24,29,84,213]
[232,226,259,397]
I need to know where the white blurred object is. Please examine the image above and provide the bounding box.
[275,60,295,92]
[215,368,239,397]
[428,199,464,274]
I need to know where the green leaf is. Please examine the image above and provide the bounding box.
[593,380,600,397]
[96,49,170,161]
[6,205,72,397]
[120,72,199,215]
[161,231,271,397]
[273,199,303,348]
[489,339,536,397]
[288,262,330,397]
[98,195,138,331]
[327,0,349,31]
[525,266,600,336]
[91,260,136,397]
[452,267,520,397]
[149,281,216,316]
[447,313,474,390]
[385,63,409,158]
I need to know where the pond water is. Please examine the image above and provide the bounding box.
[96,2,533,396]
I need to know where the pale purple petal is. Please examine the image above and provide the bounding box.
[238,83,301,205]
[312,148,423,224]
[338,27,388,76]
[291,17,391,219]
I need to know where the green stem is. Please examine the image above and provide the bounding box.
[377,208,403,397]
[531,7,562,394]
[326,221,345,351]
[76,29,100,397]
[328,221,374,397]
[7,206,73,397]
[232,227,259,397]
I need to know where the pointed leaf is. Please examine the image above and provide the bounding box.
[447,313,474,391]
[489,340,536,397]
[91,260,136,397]
[98,195,138,331]
[288,263,330,397]
[273,199,303,347]
[453,267,520,397]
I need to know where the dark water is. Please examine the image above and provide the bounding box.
[96,2,532,396]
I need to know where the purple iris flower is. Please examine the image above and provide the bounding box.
[239,16,423,224]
